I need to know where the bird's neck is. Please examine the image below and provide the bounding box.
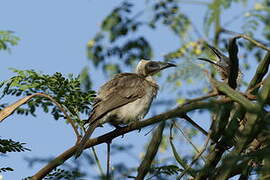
[145,75,158,86]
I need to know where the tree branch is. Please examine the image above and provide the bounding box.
[178,114,208,136]
[212,73,270,179]
[178,131,211,179]
[221,29,270,52]
[136,121,165,180]
[235,34,270,52]
[0,93,81,141]
[30,100,225,180]
[247,52,270,92]
[211,78,261,113]
[227,37,239,89]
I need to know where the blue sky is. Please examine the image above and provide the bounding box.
[0,1,178,179]
[0,0,260,179]
[0,1,121,179]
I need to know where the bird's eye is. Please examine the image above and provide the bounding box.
[148,62,159,68]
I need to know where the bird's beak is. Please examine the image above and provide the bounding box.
[206,44,222,59]
[197,58,226,71]
[159,62,177,70]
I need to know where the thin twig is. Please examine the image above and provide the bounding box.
[169,123,196,177]
[174,122,206,162]
[246,81,263,95]
[91,147,105,177]
[178,132,211,179]
[35,93,81,142]
[143,124,157,136]
[178,114,208,136]
[261,174,270,180]
[82,125,105,177]
[184,92,218,105]
[106,142,111,179]
[235,34,270,52]
[222,29,270,52]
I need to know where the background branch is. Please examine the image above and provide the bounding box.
[136,121,165,180]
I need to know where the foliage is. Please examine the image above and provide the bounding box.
[0,138,28,176]
[1,69,95,121]
[0,167,14,173]
[22,168,84,180]
[0,138,30,154]
[87,1,152,74]
[83,0,270,179]
[43,168,83,180]
[2,0,270,179]
[0,69,95,178]
[0,31,20,51]
[150,165,180,176]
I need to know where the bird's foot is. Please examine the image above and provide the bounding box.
[127,121,141,133]
[112,125,126,138]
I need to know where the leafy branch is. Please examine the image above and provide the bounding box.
[0,31,20,51]
[0,138,30,154]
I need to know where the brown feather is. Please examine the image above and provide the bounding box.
[75,73,158,158]
[88,73,158,125]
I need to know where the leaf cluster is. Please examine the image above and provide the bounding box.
[150,165,180,176]
[0,167,14,173]
[22,168,83,180]
[0,31,20,51]
[87,1,152,74]
[1,69,95,121]
[101,2,141,42]
[150,0,190,37]
[0,138,30,154]
[43,168,83,180]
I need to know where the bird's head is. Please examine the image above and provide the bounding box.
[136,59,176,77]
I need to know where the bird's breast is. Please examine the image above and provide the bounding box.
[104,86,157,126]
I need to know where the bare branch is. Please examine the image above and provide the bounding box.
[174,122,206,162]
[178,132,211,179]
[222,29,270,52]
[90,147,105,177]
[178,114,208,136]
[235,34,270,52]
[0,92,80,141]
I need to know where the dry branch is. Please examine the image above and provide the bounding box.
[0,93,81,142]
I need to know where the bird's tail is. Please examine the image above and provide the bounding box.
[75,121,99,158]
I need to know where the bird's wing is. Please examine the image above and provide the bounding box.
[76,73,152,158]
[89,73,149,125]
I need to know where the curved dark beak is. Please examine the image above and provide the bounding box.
[159,62,177,70]
[197,58,226,71]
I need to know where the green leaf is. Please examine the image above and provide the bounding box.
[0,31,20,51]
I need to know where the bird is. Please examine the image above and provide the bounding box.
[197,44,241,87]
[198,44,231,81]
[75,59,176,158]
